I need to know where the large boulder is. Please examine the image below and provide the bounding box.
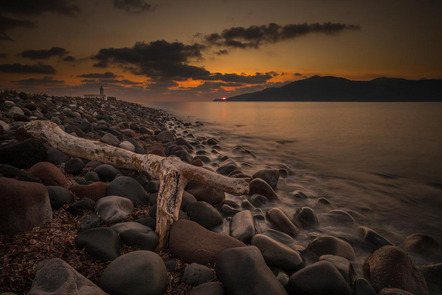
[216,246,287,295]
[99,251,167,295]
[0,177,52,234]
[230,210,255,243]
[27,162,71,189]
[71,182,108,202]
[107,176,149,206]
[287,261,353,295]
[28,258,106,295]
[363,245,428,295]
[266,208,299,237]
[95,195,134,224]
[307,235,356,261]
[185,201,223,229]
[169,219,245,264]
[185,180,225,205]
[0,138,46,169]
[74,227,122,262]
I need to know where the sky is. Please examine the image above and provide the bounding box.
[0,0,441,102]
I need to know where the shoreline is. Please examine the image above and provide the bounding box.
[1,90,441,295]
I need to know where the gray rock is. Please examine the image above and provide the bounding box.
[46,148,69,165]
[28,258,106,295]
[216,162,239,176]
[95,195,134,224]
[67,198,95,216]
[307,235,356,261]
[85,171,100,182]
[354,277,377,295]
[126,138,145,154]
[106,176,149,206]
[46,185,74,210]
[100,133,120,146]
[319,254,356,284]
[79,215,101,231]
[186,201,223,229]
[99,251,167,295]
[0,120,10,132]
[230,210,255,243]
[249,178,279,200]
[181,191,197,210]
[64,158,85,174]
[94,164,121,182]
[252,169,280,190]
[111,222,159,250]
[294,206,318,227]
[75,227,122,262]
[145,180,160,193]
[325,209,356,224]
[155,130,175,142]
[216,246,287,295]
[8,106,24,116]
[287,261,353,295]
[188,282,224,295]
[185,180,225,205]
[266,208,299,237]
[183,263,214,285]
[119,140,135,152]
[251,234,304,272]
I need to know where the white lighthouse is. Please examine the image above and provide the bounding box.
[84,85,106,100]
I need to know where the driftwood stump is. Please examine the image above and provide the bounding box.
[24,120,249,247]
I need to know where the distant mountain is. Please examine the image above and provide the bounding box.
[223,76,442,102]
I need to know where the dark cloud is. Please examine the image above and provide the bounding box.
[80,77,142,86]
[63,55,76,62]
[21,47,68,59]
[114,0,153,13]
[201,72,277,84]
[0,53,7,58]
[13,76,64,85]
[0,15,36,41]
[215,49,229,55]
[203,22,360,49]
[78,72,117,79]
[0,63,56,74]
[0,0,80,16]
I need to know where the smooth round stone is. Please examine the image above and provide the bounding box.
[252,169,280,190]
[94,164,121,182]
[74,227,122,262]
[307,235,356,261]
[266,207,300,237]
[230,210,255,243]
[261,229,305,251]
[185,201,223,229]
[111,222,159,250]
[183,263,214,286]
[100,133,120,146]
[249,178,279,200]
[46,185,74,210]
[119,140,135,152]
[0,138,47,169]
[46,148,70,165]
[378,288,414,295]
[8,106,24,116]
[325,209,355,224]
[294,206,318,227]
[358,226,393,251]
[95,195,134,224]
[85,171,100,182]
[319,254,356,284]
[155,130,175,142]
[67,198,95,216]
[403,233,439,257]
[354,277,377,295]
[64,157,85,174]
[107,176,149,206]
[79,215,101,231]
[99,251,167,295]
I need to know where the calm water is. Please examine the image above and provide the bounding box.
[145,101,442,259]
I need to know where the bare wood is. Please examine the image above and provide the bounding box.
[24,120,249,247]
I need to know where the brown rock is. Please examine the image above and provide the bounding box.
[145,144,166,157]
[266,207,299,237]
[0,177,52,234]
[364,245,429,295]
[185,180,225,205]
[71,182,108,201]
[169,219,245,264]
[27,162,71,189]
[191,158,204,167]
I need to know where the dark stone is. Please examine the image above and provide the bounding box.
[261,229,305,251]
[135,216,156,230]
[307,235,356,261]
[155,130,175,142]
[0,138,46,169]
[193,155,211,163]
[287,261,353,295]
[249,178,279,200]
[216,246,287,295]
[181,191,197,210]
[79,215,101,231]
[358,226,393,251]
[354,277,377,295]
[185,201,223,229]
[46,148,69,165]
[67,198,95,216]
[325,209,356,224]
[0,177,52,234]
[216,162,239,176]
[169,220,245,264]
[0,163,41,183]
[183,263,214,285]
[220,204,241,216]
[230,210,255,243]
[126,138,145,154]
[94,164,121,182]
[363,245,429,295]
[252,169,280,190]
[403,233,439,257]
[319,254,356,284]
[188,282,224,295]
[250,194,268,207]
[378,288,415,295]
[28,162,71,189]
[100,133,120,146]
[165,259,177,272]
[99,251,167,295]
[95,195,134,224]
[112,222,159,250]
[145,180,159,193]
[74,227,122,262]
[46,185,74,210]
[106,176,149,206]
[71,182,108,202]
[294,206,318,227]
[85,171,100,182]
[418,263,442,295]
[266,208,299,237]
[185,180,225,205]
[64,158,85,174]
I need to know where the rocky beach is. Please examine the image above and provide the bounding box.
[0,90,441,295]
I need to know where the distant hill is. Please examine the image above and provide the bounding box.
[223,76,442,102]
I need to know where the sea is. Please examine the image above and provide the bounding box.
[144,101,442,264]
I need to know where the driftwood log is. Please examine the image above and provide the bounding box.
[24,120,249,247]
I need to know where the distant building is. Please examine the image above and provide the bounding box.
[84,86,106,99]
[107,96,117,101]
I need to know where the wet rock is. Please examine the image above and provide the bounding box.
[354,277,377,295]
[185,201,223,229]
[315,197,333,208]
[183,263,214,285]
[100,133,120,146]
[287,261,353,295]
[418,263,442,295]
[252,169,280,190]
[193,155,211,163]
[107,175,149,206]
[28,162,71,188]
[358,226,393,251]
[126,138,145,154]
[319,254,356,284]
[13,113,29,122]
[250,194,268,207]
[46,185,74,210]
[307,235,356,261]
[216,246,287,295]
[241,199,255,210]
[216,162,239,176]
[220,204,241,216]
[379,288,414,295]
[325,209,356,224]
[180,191,197,210]
[363,245,428,295]
[251,234,304,272]
[249,178,279,200]
[294,206,318,227]
[112,222,158,250]
[261,229,305,251]
[75,227,122,262]
[64,158,85,174]
[230,210,255,243]
[28,258,106,295]
[67,198,95,216]
[155,130,175,142]
[71,182,108,202]
[266,207,300,237]
[185,180,225,205]
[403,233,440,257]
[169,219,245,264]
[119,140,135,152]
[145,180,159,193]
[0,138,46,168]
[95,195,134,224]
[290,190,308,199]
[94,164,121,182]
[188,282,224,295]
[79,215,101,231]
[46,148,69,165]
[99,251,167,295]
[0,177,52,234]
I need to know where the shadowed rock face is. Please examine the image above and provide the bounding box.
[0,177,52,234]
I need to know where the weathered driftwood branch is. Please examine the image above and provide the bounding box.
[24,120,249,247]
